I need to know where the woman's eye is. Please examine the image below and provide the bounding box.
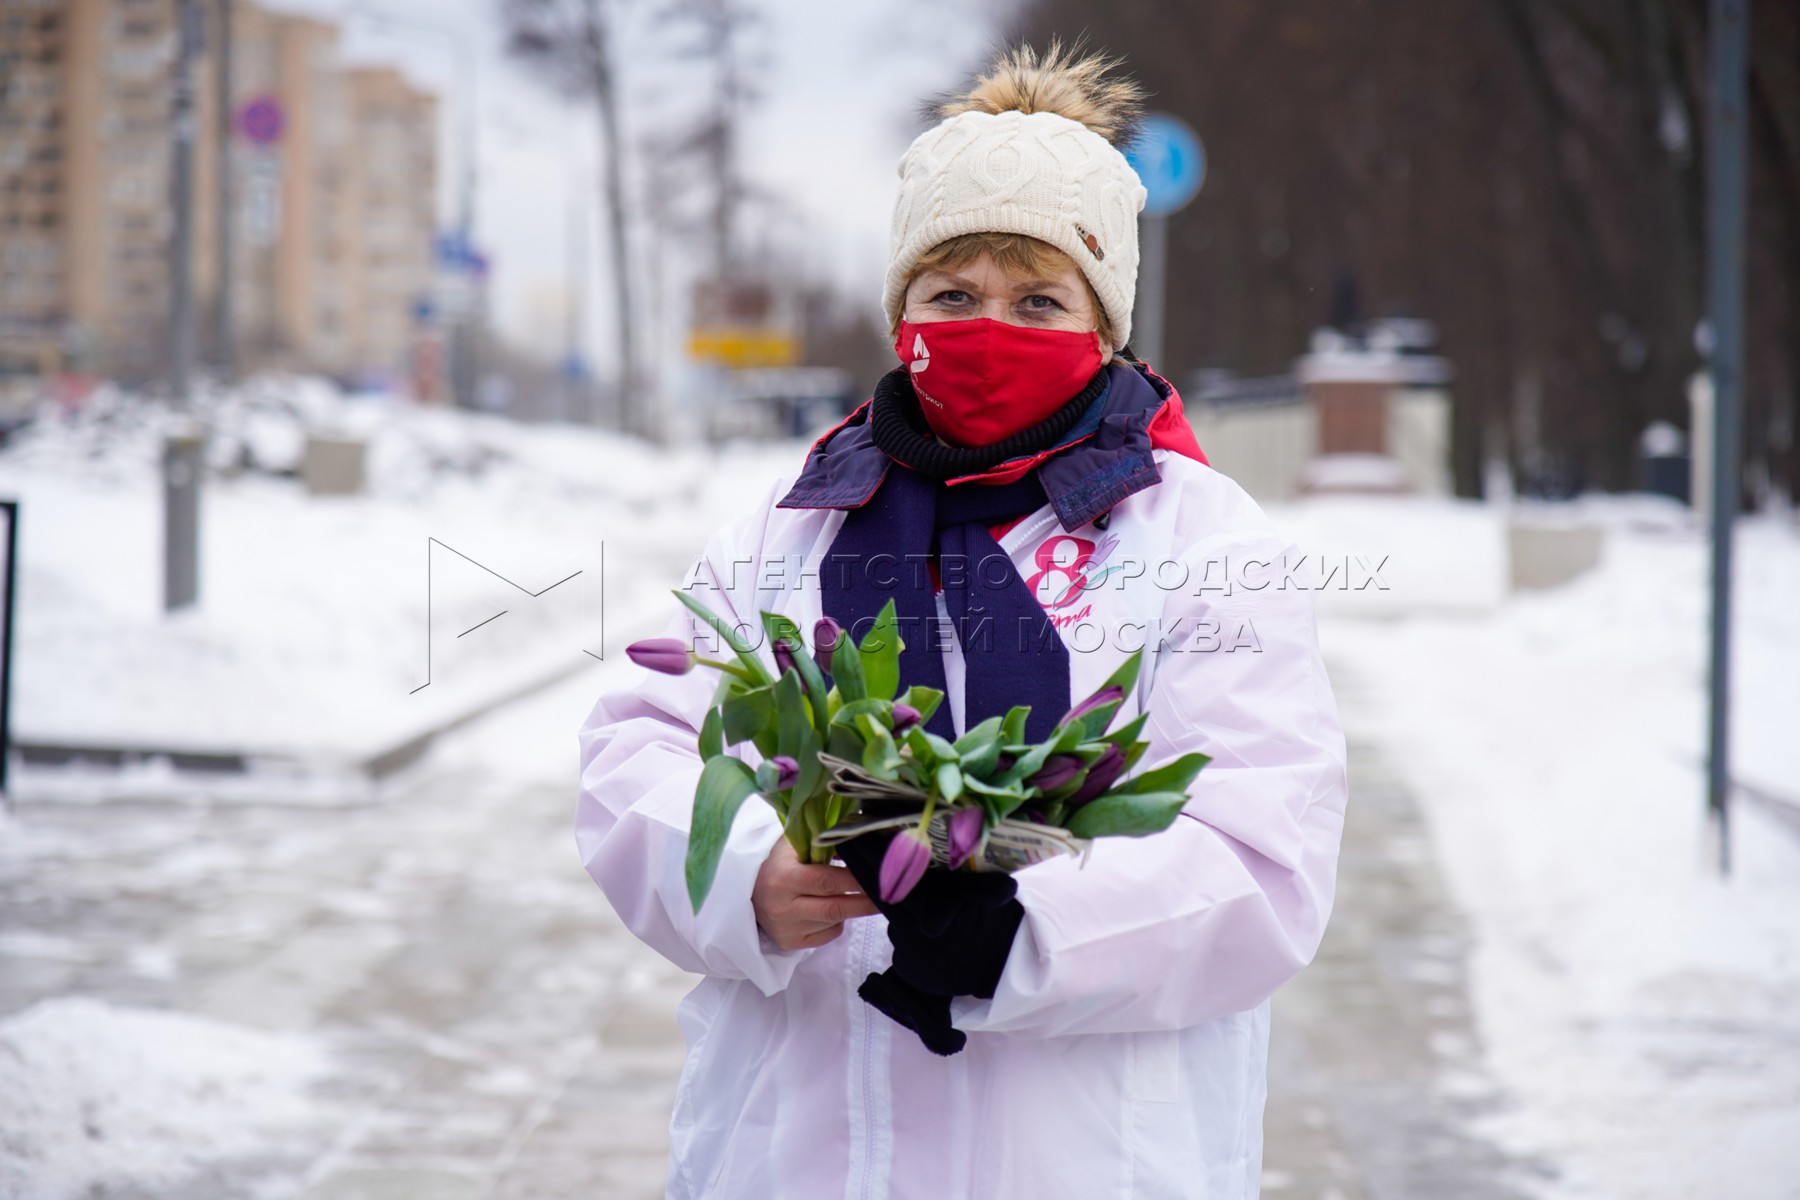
[931,290,971,305]
[1022,295,1062,312]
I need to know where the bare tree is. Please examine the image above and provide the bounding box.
[657,0,762,282]
[502,0,641,436]
[1006,0,1799,502]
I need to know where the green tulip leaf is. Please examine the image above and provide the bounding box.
[856,715,901,780]
[1065,789,1190,838]
[720,685,774,745]
[698,705,725,760]
[901,726,939,766]
[1123,751,1213,796]
[772,670,807,761]
[919,729,959,763]
[831,628,867,703]
[859,599,902,702]
[826,722,865,764]
[1101,711,1151,749]
[831,698,891,728]
[935,761,964,803]
[999,705,1031,748]
[794,725,824,799]
[686,756,760,911]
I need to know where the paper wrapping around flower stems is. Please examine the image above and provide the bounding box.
[812,753,1091,873]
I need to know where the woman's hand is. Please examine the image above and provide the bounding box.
[752,839,881,952]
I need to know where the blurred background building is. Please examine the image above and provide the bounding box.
[0,0,438,388]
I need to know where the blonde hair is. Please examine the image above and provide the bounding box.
[894,231,1118,348]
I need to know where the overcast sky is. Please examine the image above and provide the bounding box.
[270,0,1004,371]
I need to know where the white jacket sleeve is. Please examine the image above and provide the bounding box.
[575,513,812,996]
[953,534,1348,1038]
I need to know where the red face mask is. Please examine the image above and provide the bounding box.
[894,318,1105,448]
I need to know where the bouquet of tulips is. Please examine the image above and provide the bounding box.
[627,591,1210,912]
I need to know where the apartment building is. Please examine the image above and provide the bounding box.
[0,0,438,384]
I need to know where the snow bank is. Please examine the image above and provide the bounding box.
[0,997,329,1199]
[0,375,802,771]
[1316,499,1800,1199]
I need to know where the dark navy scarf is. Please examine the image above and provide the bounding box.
[818,371,1111,742]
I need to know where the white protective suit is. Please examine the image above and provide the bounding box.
[577,423,1348,1199]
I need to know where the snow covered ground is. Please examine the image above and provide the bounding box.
[1285,493,1800,1199]
[0,377,797,774]
[2,383,1797,1197]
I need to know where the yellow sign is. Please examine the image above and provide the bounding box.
[686,327,800,369]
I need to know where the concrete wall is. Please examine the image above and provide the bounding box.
[1389,388,1453,497]
[1187,386,1453,504]
[1187,400,1317,503]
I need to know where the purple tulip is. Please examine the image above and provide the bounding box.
[812,617,844,671]
[626,637,693,675]
[945,806,984,870]
[880,827,933,903]
[770,755,799,790]
[890,702,922,734]
[1066,744,1127,809]
[996,752,1017,774]
[1027,753,1085,793]
[773,637,798,676]
[1060,685,1124,730]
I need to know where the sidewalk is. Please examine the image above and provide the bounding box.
[0,668,688,1200]
[1262,737,1540,1198]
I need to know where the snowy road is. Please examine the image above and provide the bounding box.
[1,665,689,1199]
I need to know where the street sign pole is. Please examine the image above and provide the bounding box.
[166,0,202,613]
[1124,113,1205,376]
[1137,214,1168,373]
[1704,0,1749,876]
[215,0,236,383]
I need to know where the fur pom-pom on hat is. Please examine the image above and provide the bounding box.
[885,42,1150,350]
[935,42,1145,148]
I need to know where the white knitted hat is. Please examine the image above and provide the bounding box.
[883,108,1149,350]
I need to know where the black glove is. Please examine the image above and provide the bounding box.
[838,832,1025,1056]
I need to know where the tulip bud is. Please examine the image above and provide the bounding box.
[626,637,693,676]
[1066,744,1126,809]
[812,617,844,672]
[890,702,922,734]
[772,637,798,677]
[770,755,799,791]
[945,806,984,870]
[1060,685,1124,730]
[1027,753,1084,794]
[879,827,933,903]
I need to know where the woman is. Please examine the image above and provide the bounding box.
[578,44,1347,1199]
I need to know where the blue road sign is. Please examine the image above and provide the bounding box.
[1126,113,1206,217]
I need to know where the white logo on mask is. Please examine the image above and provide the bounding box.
[909,333,929,374]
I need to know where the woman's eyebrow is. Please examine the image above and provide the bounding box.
[1009,278,1072,293]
